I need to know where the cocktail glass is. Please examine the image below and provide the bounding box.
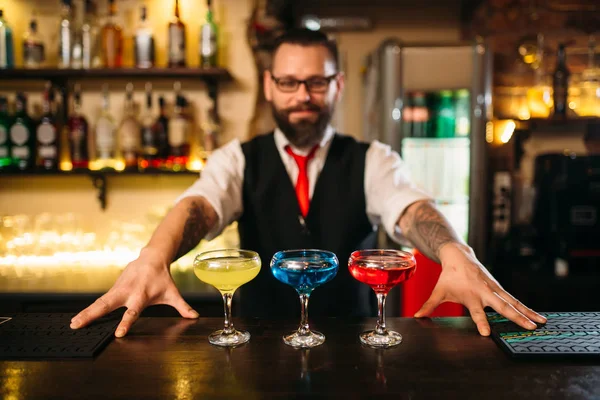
[348,249,416,348]
[271,249,338,348]
[194,249,261,347]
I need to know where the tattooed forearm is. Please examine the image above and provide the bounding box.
[399,200,464,263]
[173,199,218,261]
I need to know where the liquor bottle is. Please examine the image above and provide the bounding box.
[71,0,92,69]
[139,83,158,170]
[23,17,45,69]
[0,96,11,170]
[118,83,140,170]
[168,83,190,169]
[101,0,123,68]
[401,93,414,138]
[454,89,470,137]
[9,93,36,171]
[36,82,59,170]
[0,9,14,69]
[67,84,89,169]
[94,85,117,170]
[411,91,430,138]
[85,0,103,69]
[552,43,570,118]
[199,0,218,68]
[435,90,456,138]
[168,0,186,67]
[134,6,155,69]
[58,0,73,68]
[80,0,96,69]
[156,96,170,167]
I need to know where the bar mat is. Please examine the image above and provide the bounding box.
[0,313,120,360]
[488,312,600,359]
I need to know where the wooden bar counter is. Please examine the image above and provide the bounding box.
[1,317,598,399]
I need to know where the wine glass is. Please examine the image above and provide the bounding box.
[348,249,416,348]
[271,249,338,348]
[194,249,261,347]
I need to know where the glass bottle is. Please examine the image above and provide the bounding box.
[22,18,44,69]
[94,85,117,170]
[58,0,73,68]
[9,93,36,171]
[168,0,186,67]
[36,82,59,170]
[134,6,155,69]
[139,82,158,170]
[200,0,218,68]
[168,83,189,170]
[0,9,15,69]
[101,0,123,68]
[454,89,470,137]
[156,96,170,168]
[435,90,456,138]
[0,96,11,170]
[67,84,89,169]
[118,83,140,170]
[411,91,429,138]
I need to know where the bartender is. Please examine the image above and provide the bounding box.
[70,28,546,338]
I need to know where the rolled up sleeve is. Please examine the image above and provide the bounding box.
[175,139,245,240]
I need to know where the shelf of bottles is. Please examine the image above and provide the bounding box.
[0,81,218,172]
[0,0,230,205]
[491,36,600,144]
[0,0,221,71]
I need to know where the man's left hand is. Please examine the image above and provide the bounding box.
[414,243,547,336]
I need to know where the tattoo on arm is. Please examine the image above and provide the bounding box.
[173,200,217,261]
[399,201,463,263]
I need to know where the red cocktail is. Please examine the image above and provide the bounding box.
[349,249,416,348]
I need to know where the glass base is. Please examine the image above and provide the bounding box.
[208,329,250,347]
[283,330,325,348]
[359,330,402,348]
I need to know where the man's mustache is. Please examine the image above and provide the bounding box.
[283,104,321,113]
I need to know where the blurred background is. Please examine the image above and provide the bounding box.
[0,0,598,315]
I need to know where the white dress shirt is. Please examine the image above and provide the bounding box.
[177,126,432,242]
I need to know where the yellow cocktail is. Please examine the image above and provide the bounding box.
[194,249,261,347]
[194,257,260,294]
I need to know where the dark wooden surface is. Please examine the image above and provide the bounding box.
[1,317,599,399]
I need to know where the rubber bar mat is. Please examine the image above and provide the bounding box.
[0,313,120,360]
[488,312,600,359]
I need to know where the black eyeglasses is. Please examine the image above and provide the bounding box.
[270,73,338,93]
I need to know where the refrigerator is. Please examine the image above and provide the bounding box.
[362,39,492,316]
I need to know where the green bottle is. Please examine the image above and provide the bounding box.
[435,90,456,138]
[199,0,218,68]
[454,89,470,137]
[0,96,11,169]
[9,93,36,171]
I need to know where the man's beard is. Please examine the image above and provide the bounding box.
[271,102,333,148]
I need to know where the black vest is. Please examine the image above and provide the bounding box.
[238,132,377,318]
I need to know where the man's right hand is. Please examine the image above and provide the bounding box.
[70,248,199,337]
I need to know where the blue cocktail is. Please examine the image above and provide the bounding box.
[271,249,339,348]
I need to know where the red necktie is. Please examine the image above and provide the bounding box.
[285,145,319,217]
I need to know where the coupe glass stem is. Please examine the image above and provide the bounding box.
[298,293,310,335]
[375,292,387,335]
[222,292,234,335]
